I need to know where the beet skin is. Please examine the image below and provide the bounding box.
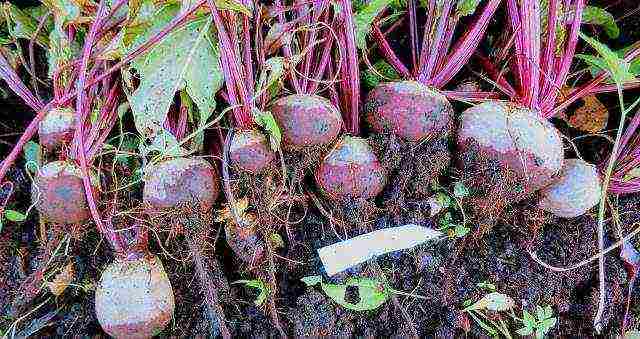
[143,157,220,211]
[364,81,453,142]
[457,101,564,201]
[38,107,75,151]
[32,161,99,224]
[539,158,602,218]
[229,129,275,173]
[95,254,175,339]
[316,136,386,200]
[270,94,342,150]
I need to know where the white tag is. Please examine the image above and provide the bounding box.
[317,225,443,276]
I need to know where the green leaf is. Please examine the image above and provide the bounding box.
[625,330,640,339]
[269,233,285,249]
[253,110,282,151]
[23,141,42,171]
[453,181,470,198]
[214,0,252,17]
[516,326,534,336]
[43,0,82,28]
[476,281,496,291]
[232,279,269,306]
[320,277,390,311]
[540,317,557,330]
[464,292,514,312]
[301,275,323,286]
[522,309,535,326]
[353,0,393,49]
[4,209,26,222]
[544,305,554,319]
[454,224,469,238]
[579,32,636,87]
[256,57,286,101]
[582,6,619,39]
[456,0,481,17]
[362,60,400,88]
[1,3,50,45]
[47,22,80,78]
[128,4,223,141]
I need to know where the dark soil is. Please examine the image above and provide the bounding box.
[2,1,640,338]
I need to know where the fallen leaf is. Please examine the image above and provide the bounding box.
[567,95,609,133]
[47,262,75,296]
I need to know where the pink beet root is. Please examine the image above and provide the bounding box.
[364,81,453,142]
[270,94,342,150]
[539,158,602,218]
[457,101,564,201]
[95,254,175,339]
[38,107,75,151]
[32,161,99,224]
[143,157,220,211]
[316,136,386,200]
[229,129,275,173]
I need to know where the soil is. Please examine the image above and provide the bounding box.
[2,1,640,338]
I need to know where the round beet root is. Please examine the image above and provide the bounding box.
[364,81,453,142]
[143,157,220,211]
[270,94,342,150]
[457,101,563,200]
[316,136,386,200]
[38,107,75,151]
[229,129,275,173]
[32,161,99,224]
[95,254,175,339]
[539,159,602,218]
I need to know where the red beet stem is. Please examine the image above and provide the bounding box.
[339,0,361,135]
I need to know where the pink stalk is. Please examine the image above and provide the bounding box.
[74,0,124,252]
[274,0,302,93]
[371,25,411,78]
[340,0,361,135]
[0,52,44,112]
[553,44,640,115]
[306,26,334,93]
[418,1,453,84]
[431,0,501,88]
[542,0,584,113]
[539,0,558,103]
[407,0,419,73]
[206,0,253,127]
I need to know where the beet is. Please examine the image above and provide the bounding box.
[32,161,99,224]
[95,254,175,339]
[316,136,386,200]
[539,158,602,218]
[143,157,220,211]
[364,81,453,142]
[229,129,275,173]
[270,94,342,150]
[457,101,564,201]
[38,107,75,151]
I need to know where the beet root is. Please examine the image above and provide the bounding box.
[38,107,75,151]
[316,136,387,201]
[95,254,175,339]
[143,157,220,211]
[270,94,342,150]
[364,81,453,142]
[32,161,99,224]
[457,101,564,201]
[539,158,602,218]
[229,129,276,173]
